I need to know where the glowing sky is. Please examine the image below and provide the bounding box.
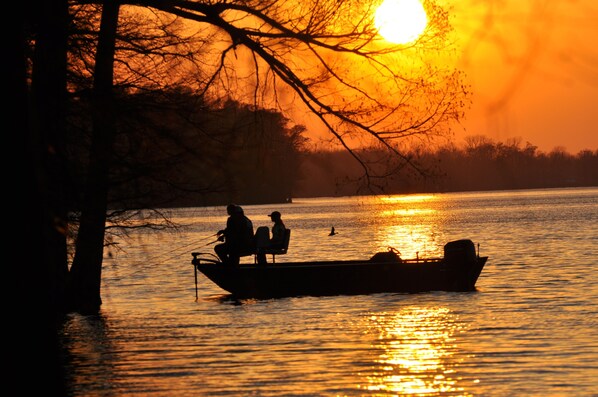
[447,0,598,153]
[179,0,597,154]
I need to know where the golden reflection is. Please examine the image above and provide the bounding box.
[373,194,444,258]
[379,225,442,258]
[384,208,436,217]
[362,307,471,396]
[380,194,436,204]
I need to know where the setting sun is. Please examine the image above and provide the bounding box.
[375,0,428,44]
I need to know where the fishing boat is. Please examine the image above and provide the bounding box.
[191,237,488,299]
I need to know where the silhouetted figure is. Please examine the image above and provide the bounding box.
[215,204,254,265]
[329,227,337,236]
[269,211,287,247]
[256,211,287,265]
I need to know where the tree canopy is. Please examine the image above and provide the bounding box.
[73,0,469,175]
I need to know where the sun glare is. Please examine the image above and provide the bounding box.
[375,0,428,44]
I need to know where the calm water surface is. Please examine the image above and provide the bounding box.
[60,187,598,396]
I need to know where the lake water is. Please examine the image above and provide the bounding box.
[59,187,598,396]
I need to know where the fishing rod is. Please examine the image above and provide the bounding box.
[196,238,220,248]
[152,236,217,260]
[199,232,219,241]
[115,233,221,267]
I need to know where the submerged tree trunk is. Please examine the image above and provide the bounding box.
[30,0,70,315]
[68,0,120,313]
[13,0,69,393]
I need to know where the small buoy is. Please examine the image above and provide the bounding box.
[329,227,337,236]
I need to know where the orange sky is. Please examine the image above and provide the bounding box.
[174,1,597,154]
[447,0,598,153]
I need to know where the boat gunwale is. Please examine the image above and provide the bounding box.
[193,257,452,269]
[193,256,488,270]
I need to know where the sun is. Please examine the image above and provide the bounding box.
[375,0,428,44]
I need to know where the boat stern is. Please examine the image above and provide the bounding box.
[443,239,487,291]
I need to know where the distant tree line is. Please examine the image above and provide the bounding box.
[428,136,598,192]
[102,114,596,203]
[294,136,598,197]
[66,89,306,211]
[65,80,596,207]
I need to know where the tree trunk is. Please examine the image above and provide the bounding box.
[29,0,70,315]
[68,0,120,313]
[12,0,69,393]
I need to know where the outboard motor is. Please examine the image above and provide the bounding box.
[443,239,477,290]
[444,239,476,263]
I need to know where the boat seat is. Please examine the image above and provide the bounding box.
[255,228,291,263]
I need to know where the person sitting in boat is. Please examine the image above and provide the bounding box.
[269,211,287,248]
[255,211,287,265]
[215,204,254,265]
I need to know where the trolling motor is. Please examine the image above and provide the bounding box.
[191,252,220,300]
[191,252,200,264]
[192,253,200,300]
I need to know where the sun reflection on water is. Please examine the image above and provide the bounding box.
[373,194,445,258]
[379,195,436,204]
[362,307,471,396]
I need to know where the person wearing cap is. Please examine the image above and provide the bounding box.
[255,211,287,265]
[268,211,286,249]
